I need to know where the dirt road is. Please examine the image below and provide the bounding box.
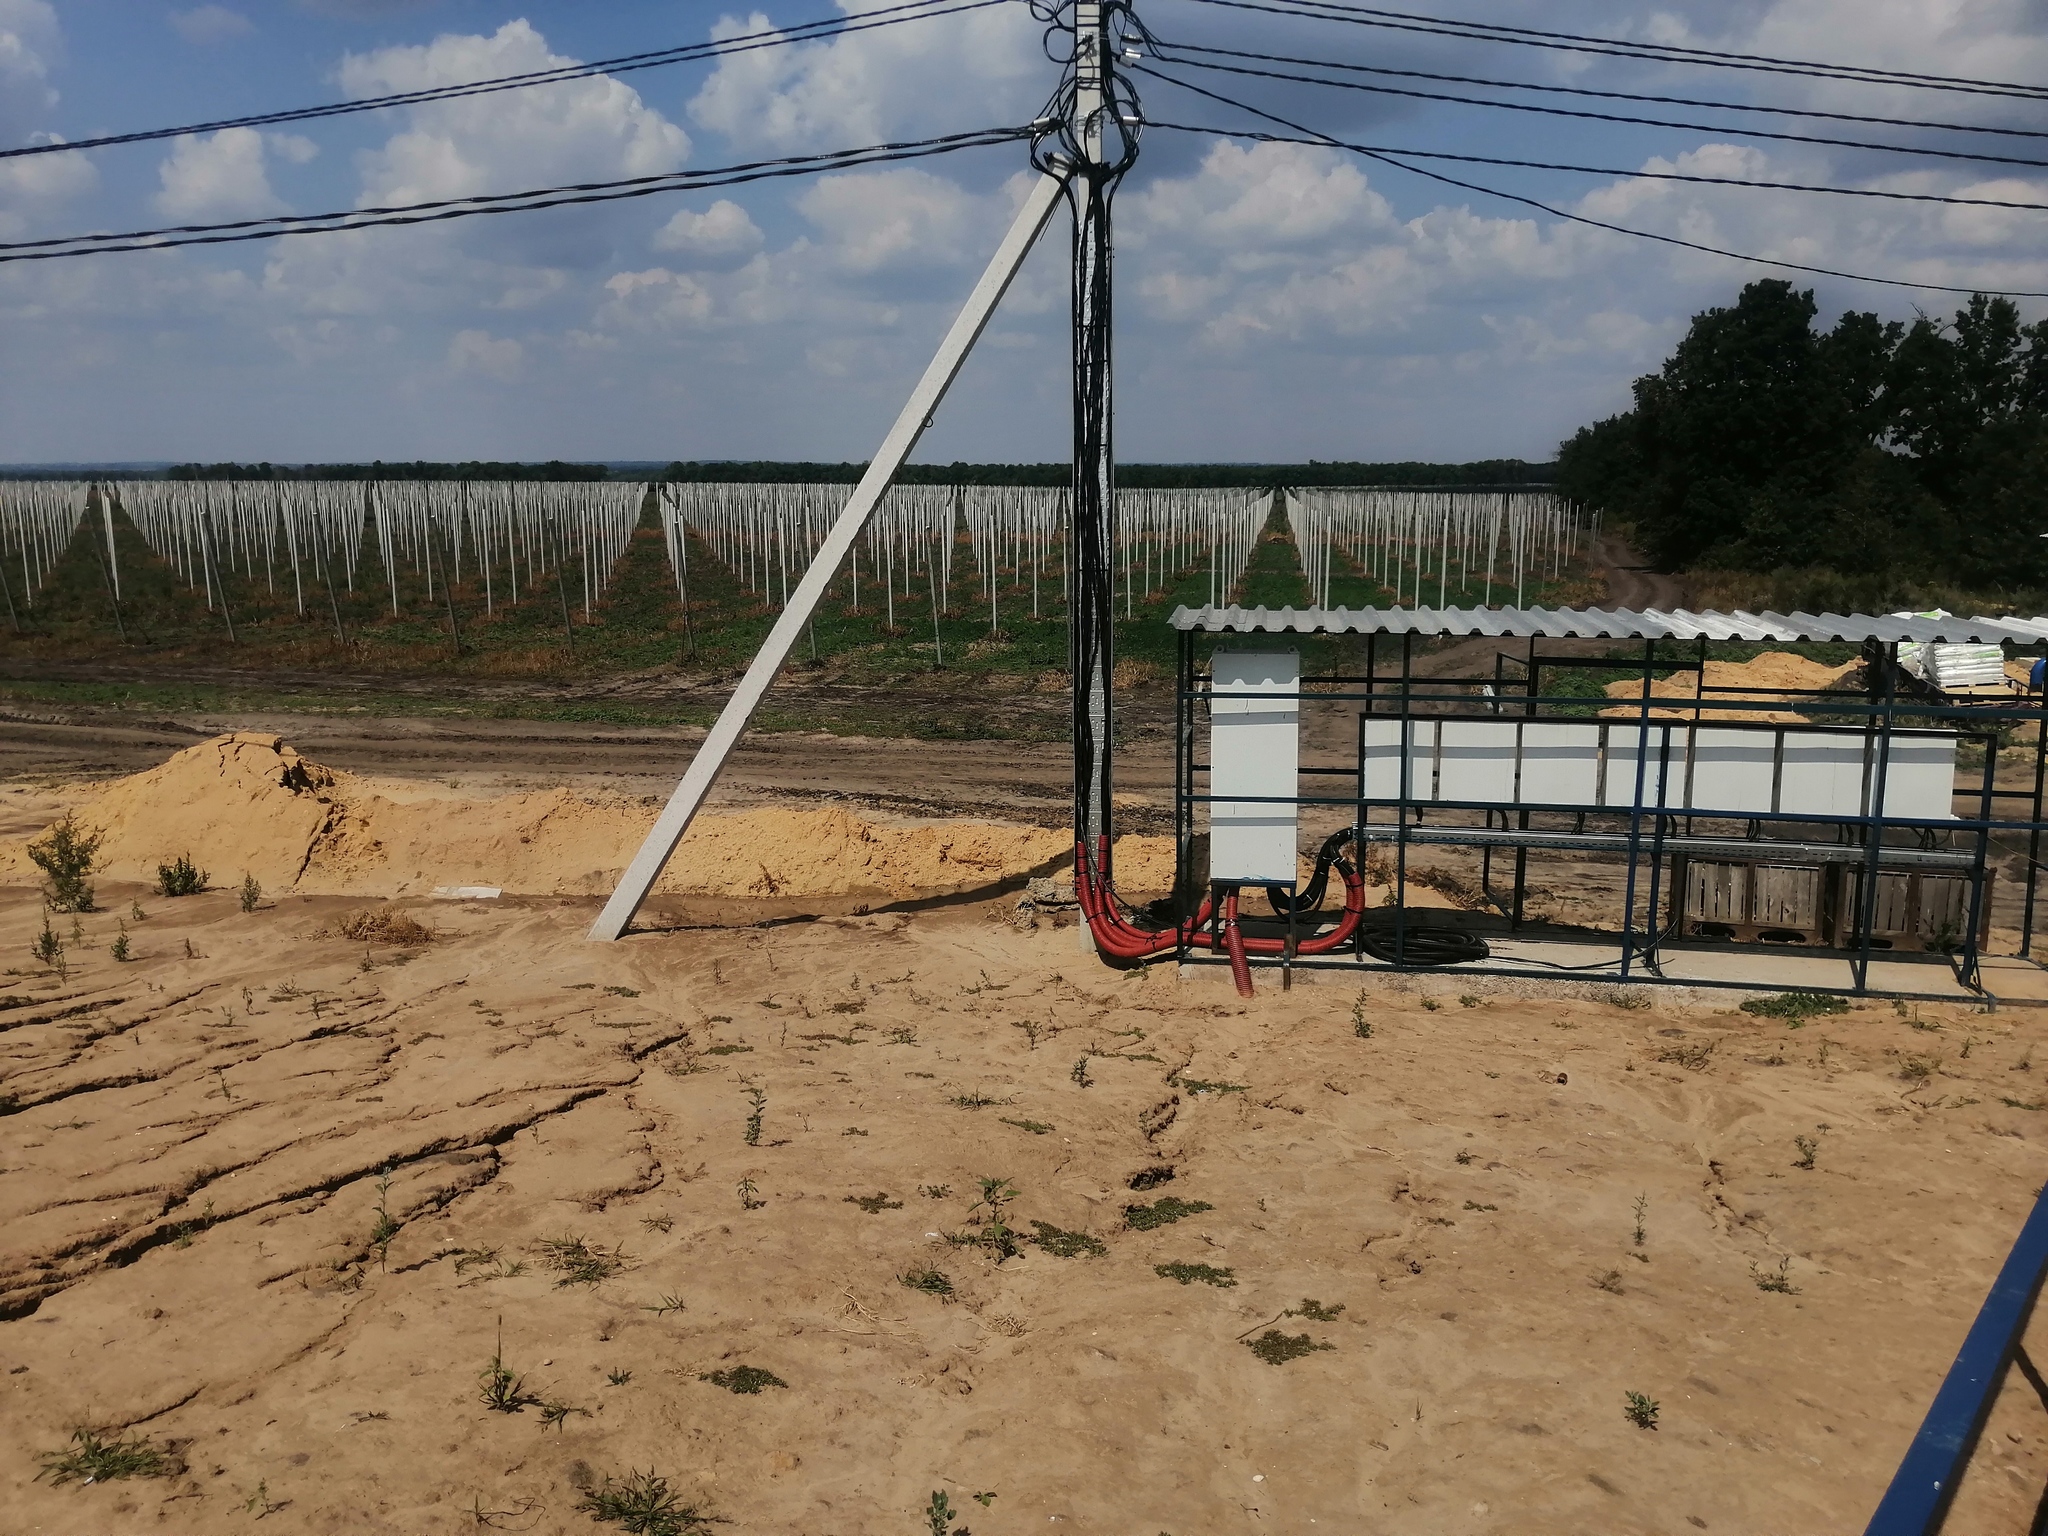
[0,534,1670,824]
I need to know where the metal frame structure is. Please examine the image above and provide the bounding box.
[1171,605,2048,1000]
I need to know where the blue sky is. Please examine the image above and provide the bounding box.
[4,0,2047,465]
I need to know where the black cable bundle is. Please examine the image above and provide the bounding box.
[1358,918,1491,965]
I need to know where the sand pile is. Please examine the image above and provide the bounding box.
[0,734,1098,903]
[1600,650,1861,723]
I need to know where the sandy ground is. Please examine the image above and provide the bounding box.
[5,864,2048,1533]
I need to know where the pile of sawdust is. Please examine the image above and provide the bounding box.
[1600,651,1861,723]
[0,734,1098,903]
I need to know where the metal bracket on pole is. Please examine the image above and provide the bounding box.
[588,169,1068,941]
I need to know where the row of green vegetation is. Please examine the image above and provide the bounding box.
[111,457,1559,489]
[1558,280,2048,615]
[5,487,1597,701]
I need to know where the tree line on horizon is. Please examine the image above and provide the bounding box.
[1557,279,2048,609]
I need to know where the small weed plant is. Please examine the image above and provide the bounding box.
[1793,1135,1819,1170]
[845,1192,903,1214]
[926,1489,970,1535]
[736,1178,765,1210]
[28,815,102,913]
[1029,1221,1106,1258]
[1352,991,1372,1039]
[537,1235,627,1287]
[956,1176,1022,1260]
[1245,1330,1334,1366]
[578,1468,711,1535]
[1631,1193,1649,1249]
[741,1084,766,1146]
[156,854,209,898]
[1623,1390,1660,1429]
[480,1321,538,1413]
[239,873,262,913]
[1752,1257,1800,1294]
[1175,1077,1247,1096]
[700,1365,786,1394]
[110,922,131,962]
[31,912,64,976]
[1155,1261,1236,1287]
[1125,1196,1213,1231]
[36,1426,180,1485]
[900,1266,955,1299]
[369,1167,400,1265]
[1741,992,1849,1026]
[540,1399,590,1431]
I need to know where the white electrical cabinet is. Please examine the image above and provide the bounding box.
[1209,650,1300,885]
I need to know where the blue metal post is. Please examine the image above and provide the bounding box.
[1864,1179,2048,1534]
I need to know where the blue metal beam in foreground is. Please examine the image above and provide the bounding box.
[1865,1181,2048,1533]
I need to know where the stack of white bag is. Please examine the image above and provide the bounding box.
[1928,644,2007,689]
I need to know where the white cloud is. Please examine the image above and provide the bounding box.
[0,135,94,238]
[154,127,282,221]
[600,267,716,329]
[342,21,688,207]
[796,168,987,273]
[0,0,61,139]
[652,200,764,267]
[447,327,521,380]
[268,133,319,166]
[170,6,252,44]
[688,1,1044,153]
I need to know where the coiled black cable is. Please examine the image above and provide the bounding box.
[1358,920,1491,965]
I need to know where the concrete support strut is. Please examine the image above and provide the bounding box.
[587,169,1067,942]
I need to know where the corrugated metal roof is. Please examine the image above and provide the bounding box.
[1168,605,2048,645]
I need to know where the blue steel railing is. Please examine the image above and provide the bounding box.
[1866,1181,2048,1533]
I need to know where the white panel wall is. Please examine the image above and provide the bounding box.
[1878,733,1960,821]
[1519,722,1602,806]
[1210,651,1300,884]
[1686,728,1774,814]
[1437,720,1518,804]
[1779,732,1865,818]
[1603,724,1688,808]
[1362,716,1430,803]
[1353,713,1955,824]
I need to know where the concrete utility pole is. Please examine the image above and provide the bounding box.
[591,1,1140,942]
[1067,0,1119,881]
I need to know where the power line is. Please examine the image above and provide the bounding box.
[1171,0,2048,104]
[1145,49,2048,173]
[2,0,1001,163]
[1138,69,2048,299]
[1141,113,2048,213]
[0,126,1037,263]
[1153,37,2048,142]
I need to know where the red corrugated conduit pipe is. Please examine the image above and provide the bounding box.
[1072,831,1369,997]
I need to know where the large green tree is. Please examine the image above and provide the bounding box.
[1558,280,2048,597]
